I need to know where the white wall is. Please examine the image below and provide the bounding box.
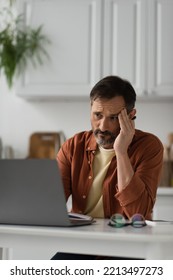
[0,75,173,158]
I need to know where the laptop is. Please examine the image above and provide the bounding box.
[0,159,95,227]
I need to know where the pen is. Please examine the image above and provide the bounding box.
[132,116,136,120]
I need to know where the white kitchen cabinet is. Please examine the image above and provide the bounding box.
[104,0,173,99]
[16,0,102,100]
[148,0,173,98]
[16,0,173,100]
[103,0,147,97]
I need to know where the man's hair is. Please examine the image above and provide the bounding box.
[90,75,136,112]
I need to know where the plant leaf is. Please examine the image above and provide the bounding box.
[0,6,50,88]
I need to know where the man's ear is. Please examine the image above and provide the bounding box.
[129,108,136,120]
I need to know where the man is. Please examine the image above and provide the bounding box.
[52,75,163,259]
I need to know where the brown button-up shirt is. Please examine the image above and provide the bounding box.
[57,129,163,220]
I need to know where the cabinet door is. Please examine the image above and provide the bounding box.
[16,0,102,100]
[103,0,147,96]
[148,0,173,97]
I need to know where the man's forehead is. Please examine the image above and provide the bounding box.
[91,97,125,112]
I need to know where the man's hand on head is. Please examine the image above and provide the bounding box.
[113,108,135,155]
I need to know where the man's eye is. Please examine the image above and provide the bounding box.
[94,113,101,118]
[110,116,118,121]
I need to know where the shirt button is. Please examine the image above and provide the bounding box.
[82,195,86,199]
[88,161,90,164]
[88,175,92,179]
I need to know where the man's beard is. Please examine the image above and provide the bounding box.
[93,129,117,147]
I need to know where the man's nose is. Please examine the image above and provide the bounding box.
[99,118,109,132]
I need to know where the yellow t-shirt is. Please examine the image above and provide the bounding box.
[85,146,115,217]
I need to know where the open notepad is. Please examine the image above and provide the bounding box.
[68,213,94,221]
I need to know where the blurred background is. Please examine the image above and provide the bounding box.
[0,0,173,187]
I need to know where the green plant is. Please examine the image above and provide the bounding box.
[0,3,50,88]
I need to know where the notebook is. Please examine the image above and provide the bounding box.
[0,159,95,227]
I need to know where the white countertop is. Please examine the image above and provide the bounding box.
[1,219,173,259]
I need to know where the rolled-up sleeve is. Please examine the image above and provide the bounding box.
[115,136,164,219]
